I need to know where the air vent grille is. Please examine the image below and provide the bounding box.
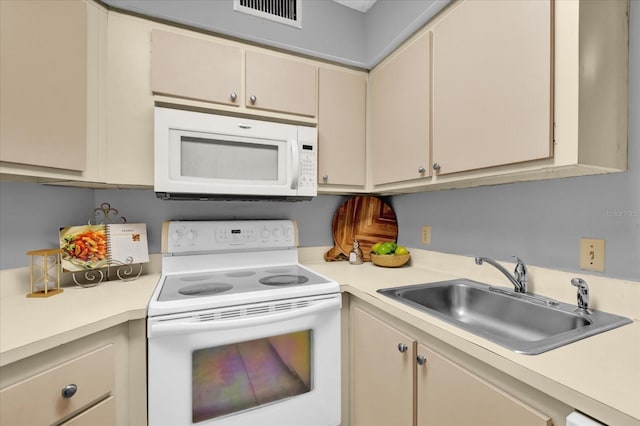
[234,0,302,28]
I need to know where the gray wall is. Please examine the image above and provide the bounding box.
[391,0,640,281]
[0,182,347,270]
[100,0,450,68]
[1,1,637,281]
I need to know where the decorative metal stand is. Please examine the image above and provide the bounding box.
[71,203,144,288]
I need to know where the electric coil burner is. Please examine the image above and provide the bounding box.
[147,220,341,426]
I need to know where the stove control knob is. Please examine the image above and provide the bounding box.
[172,231,181,241]
[272,227,282,239]
[260,228,270,240]
[186,230,196,241]
[285,227,294,241]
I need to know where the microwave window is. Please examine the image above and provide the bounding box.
[192,330,312,423]
[181,136,278,181]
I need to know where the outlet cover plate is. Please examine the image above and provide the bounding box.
[579,238,605,272]
[421,226,431,245]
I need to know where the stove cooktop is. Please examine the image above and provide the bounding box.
[157,264,332,302]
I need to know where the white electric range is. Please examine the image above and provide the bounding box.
[147,220,341,426]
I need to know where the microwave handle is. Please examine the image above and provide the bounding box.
[290,140,299,190]
[148,296,340,338]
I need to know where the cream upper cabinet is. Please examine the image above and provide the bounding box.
[351,306,414,426]
[245,50,317,117]
[351,303,554,426]
[431,0,553,176]
[0,0,88,172]
[151,30,242,107]
[370,31,431,186]
[318,67,366,188]
[150,30,317,118]
[106,12,156,187]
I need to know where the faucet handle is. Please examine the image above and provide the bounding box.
[571,278,591,314]
[512,256,528,292]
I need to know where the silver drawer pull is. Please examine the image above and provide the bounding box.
[416,355,427,366]
[238,124,252,129]
[61,384,78,398]
[397,343,408,353]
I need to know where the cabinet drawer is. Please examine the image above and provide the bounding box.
[61,396,116,426]
[0,344,114,426]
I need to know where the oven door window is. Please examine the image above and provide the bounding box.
[192,330,312,423]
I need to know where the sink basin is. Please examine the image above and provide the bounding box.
[378,279,632,355]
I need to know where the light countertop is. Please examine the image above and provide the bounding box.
[300,248,640,426]
[1,249,638,425]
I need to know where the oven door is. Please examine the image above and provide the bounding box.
[147,294,341,426]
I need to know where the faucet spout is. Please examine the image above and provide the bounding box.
[475,256,528,293]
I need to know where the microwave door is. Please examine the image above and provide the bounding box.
[165,130,294,196]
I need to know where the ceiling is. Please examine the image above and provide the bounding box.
[332,0,377,13]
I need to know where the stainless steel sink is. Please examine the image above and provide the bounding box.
[377,279,632,355]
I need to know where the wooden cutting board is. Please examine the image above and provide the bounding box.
[324,196,398,262]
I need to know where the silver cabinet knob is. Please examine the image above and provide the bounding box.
[230,92,237,101]
[322,175,328,182]
[61,384,78,398]
[249,95,257,104]
[397,343,408,353]
[418,166,426,174]
[432,163,441,171]
[416,355,427,366]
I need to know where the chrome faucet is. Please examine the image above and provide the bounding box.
[475,256,528,293]
[571,278,592,314]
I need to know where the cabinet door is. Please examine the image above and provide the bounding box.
[106,13,155,186]
[416,344,551,426]
[318,67,366,187]
[0,0,87,171]
[245,51,317,117]
[151,30,242,106]
[432,0,552,175]
[370,31,431,186]
[61,396,116,426]
[0,345,114,426]
[351,306,415,426]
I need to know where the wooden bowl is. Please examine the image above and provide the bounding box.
[370,253,410,268]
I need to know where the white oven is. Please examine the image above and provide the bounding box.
[147,220,341,426]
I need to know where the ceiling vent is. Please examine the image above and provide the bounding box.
[233,0,302,28]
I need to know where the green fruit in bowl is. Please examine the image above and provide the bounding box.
[371,242,382,253]
[395,246,409,255]
[375,245,392,255]
[381,242,397,253]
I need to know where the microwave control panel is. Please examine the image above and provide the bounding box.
[299,143,317,190]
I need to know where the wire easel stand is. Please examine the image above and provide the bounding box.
[72,203,144,288]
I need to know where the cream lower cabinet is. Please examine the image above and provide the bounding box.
[351,305,552,426]
[0,345,115,426]
[0,321,146,426]
[317,67,367,190]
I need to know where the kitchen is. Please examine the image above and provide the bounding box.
[1,0,639,425]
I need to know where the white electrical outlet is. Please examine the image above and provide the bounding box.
[421,226,431,245]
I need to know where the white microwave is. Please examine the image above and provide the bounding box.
[154,107,318,201]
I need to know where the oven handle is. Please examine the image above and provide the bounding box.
[148,296,340,338]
